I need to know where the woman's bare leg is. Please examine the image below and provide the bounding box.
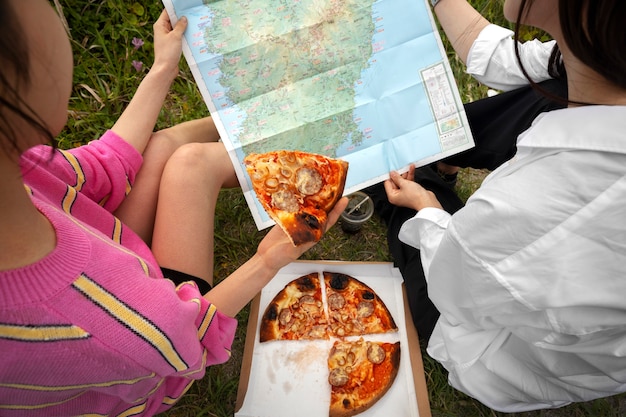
[114,117,220,244]
[150,141,239,286]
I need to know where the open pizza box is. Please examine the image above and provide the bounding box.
[234,261,432,417]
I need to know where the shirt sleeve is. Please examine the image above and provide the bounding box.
[398,207,451,281]
[174,281,238,366]
[466,24,555,91]
[30,130,143,212]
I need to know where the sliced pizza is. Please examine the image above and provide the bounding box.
[259,273,328,342]
[259,271,401,417]
[323,272,397,338]
[327,338,401,417]
[243,150,348,246]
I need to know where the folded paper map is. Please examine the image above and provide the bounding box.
[162,0,474,229]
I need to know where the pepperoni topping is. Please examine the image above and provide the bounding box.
[271,189,299,212]
[295,167,323,195]
[356,301,374,318]
[327,293,346,310]
[278,309,292,326]
[366,343,386,365]
[328,368,349,387]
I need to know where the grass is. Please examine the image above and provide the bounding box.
[52,0,625,416]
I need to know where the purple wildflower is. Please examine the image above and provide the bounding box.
[131,60,143,72]
[131,37,144,50]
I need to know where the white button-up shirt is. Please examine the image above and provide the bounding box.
[397,27,626,412]
[467,24,554,91]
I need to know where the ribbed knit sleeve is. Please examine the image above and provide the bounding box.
[64,130,143,212]
[22,130,143,213]
[175,282,238,365]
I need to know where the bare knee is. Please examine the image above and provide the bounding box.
[152,117,220,147]
[163,142,237,188]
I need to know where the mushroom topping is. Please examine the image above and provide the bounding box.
[278,309,292,326]
[250,165,269,181]
[279,152,296,164]
[265,177,279,190]
[310,325,327,338]
[298,295,319,314]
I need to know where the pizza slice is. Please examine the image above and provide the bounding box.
[327,338,401,417]
[244,150,349,246]
[259,273,328,342]
[323,272,397,338]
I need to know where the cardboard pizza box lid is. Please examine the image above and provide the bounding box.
[234,261,432,417]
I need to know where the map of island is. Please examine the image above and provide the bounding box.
[163,0,474,228]
[205,0,371,157]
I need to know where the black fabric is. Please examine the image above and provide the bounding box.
[443,78,567,170]
[160,267,212,294]
[366,79,568,342]
[364,166,464,342]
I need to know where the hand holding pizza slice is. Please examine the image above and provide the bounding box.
[244,150,349,246]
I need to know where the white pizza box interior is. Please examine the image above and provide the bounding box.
[234,261,432,417]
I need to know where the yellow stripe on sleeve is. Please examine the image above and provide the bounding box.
[197,303,217,340]
[0,392,84,411]
[62,185,78,213]
[59,149,85,191]
[112,217,123,244]
[125,176,132,196]
[0,324,89,342]
[72,275,188,372]
[0,373,155,392]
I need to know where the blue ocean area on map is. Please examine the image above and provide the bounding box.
[344,0,445,185]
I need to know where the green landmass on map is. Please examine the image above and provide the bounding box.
[203,0,375,157]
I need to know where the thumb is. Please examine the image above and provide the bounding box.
[326,197,349,231]
[173,15,188,35]
[388,170,406,187]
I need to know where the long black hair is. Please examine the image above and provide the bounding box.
[0,1,56,157]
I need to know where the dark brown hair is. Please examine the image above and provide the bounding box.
[513,0,626,104]
[0,1,56,156]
